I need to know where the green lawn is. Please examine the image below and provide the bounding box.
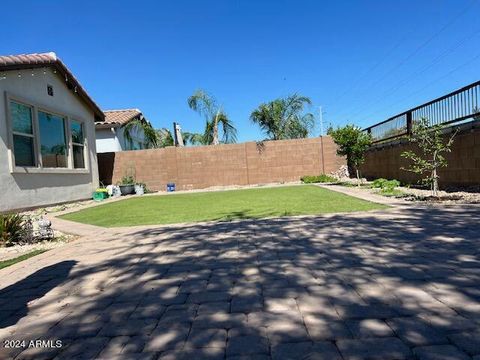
[0,249,47,270]
[60,185,386,227]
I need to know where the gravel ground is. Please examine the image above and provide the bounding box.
[399,186,480,204]
[0,205,80,262]
[0,235,75,261]
[335,178,480,204]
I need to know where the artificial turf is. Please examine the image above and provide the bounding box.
[60,185,386,227]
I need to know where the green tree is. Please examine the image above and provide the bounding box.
[156,128,212,147]
[327,125,372,182]
[250,94,314,140]
[401,117,457,196]
[187,89,237,145]
[182,131,207,146]
[122,118,159,149]
[156,128,174,147]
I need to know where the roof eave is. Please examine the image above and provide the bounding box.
[95,122,121,129]
[0,60,105,121]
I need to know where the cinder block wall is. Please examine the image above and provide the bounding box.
[101,137,345,191]
[361,126,480,187]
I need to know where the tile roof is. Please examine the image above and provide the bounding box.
[98,109,142,127]
[0,52,104,120]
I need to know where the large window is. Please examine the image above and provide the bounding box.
[38,111,67,168]
[8,95,88,172]
[71,120,85,168]
[11,102,35,167]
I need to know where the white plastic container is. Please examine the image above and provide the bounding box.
[135,184,145,195]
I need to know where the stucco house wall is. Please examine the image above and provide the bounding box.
[0,67,99,212]
[96,125,145,153]
[96,127,122,153]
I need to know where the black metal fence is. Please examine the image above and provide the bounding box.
[364,80,480,143]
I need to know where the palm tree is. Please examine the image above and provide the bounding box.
[187,89,237,145]
[250,94,315,140]
[156,127,211,147]
[182,131,206,146]
[156,128,174,147]
[122,117,159,149]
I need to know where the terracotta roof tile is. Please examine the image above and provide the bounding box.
[0,52,104,120]
[0,52,57,66]
[99,109,142,127]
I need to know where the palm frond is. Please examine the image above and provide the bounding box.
[187,89,236,145]
[216,111,237,144]
[187,89,216,120]
[183,131,206,145]
[250,94,313,140]
[121,117,159,149]
[157,128,174,147]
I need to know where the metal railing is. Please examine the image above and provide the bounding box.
[364,80,480,143]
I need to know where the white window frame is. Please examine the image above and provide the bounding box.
[7,99,38,168]
[5,92,90,174]
[70,119,86,169]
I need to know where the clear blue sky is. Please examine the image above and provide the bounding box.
[3,0,480,142]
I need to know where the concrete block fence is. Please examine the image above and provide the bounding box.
[98,137,345,191]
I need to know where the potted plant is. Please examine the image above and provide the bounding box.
[118,175,136,195]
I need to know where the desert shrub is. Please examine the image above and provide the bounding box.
[301,174,337,183]
[372,178,389,189]
[383,179,400,192]
[372,178,401,196]
[0,213,27,247]
[119,175,135,185]
[372,178,400,191]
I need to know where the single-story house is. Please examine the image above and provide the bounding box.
[95,109,148,153]
[0,52,104,212]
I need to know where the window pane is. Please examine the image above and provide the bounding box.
[11,102,33,134]
[73,145,85,169]
[71,120,84,144]
[38,111,67,168]
[13,135,35,166]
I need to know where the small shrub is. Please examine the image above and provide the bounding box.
[301,174,337,184]
[119,175,135,185]
[383,179,400,192]
[372,178,400,191]
[0,213,27,247]
[372,178,389,189]
[371,178,401,196]
[380,188,405,197]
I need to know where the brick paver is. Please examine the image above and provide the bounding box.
[0,204,479,359]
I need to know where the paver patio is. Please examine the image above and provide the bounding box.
[0,203,479,359]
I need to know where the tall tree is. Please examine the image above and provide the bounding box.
[250,94,315,140]
[122,118,159,149]
[187,89,237,145]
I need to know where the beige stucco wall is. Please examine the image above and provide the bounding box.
[96,125,146,153]
[0,68,99,212]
